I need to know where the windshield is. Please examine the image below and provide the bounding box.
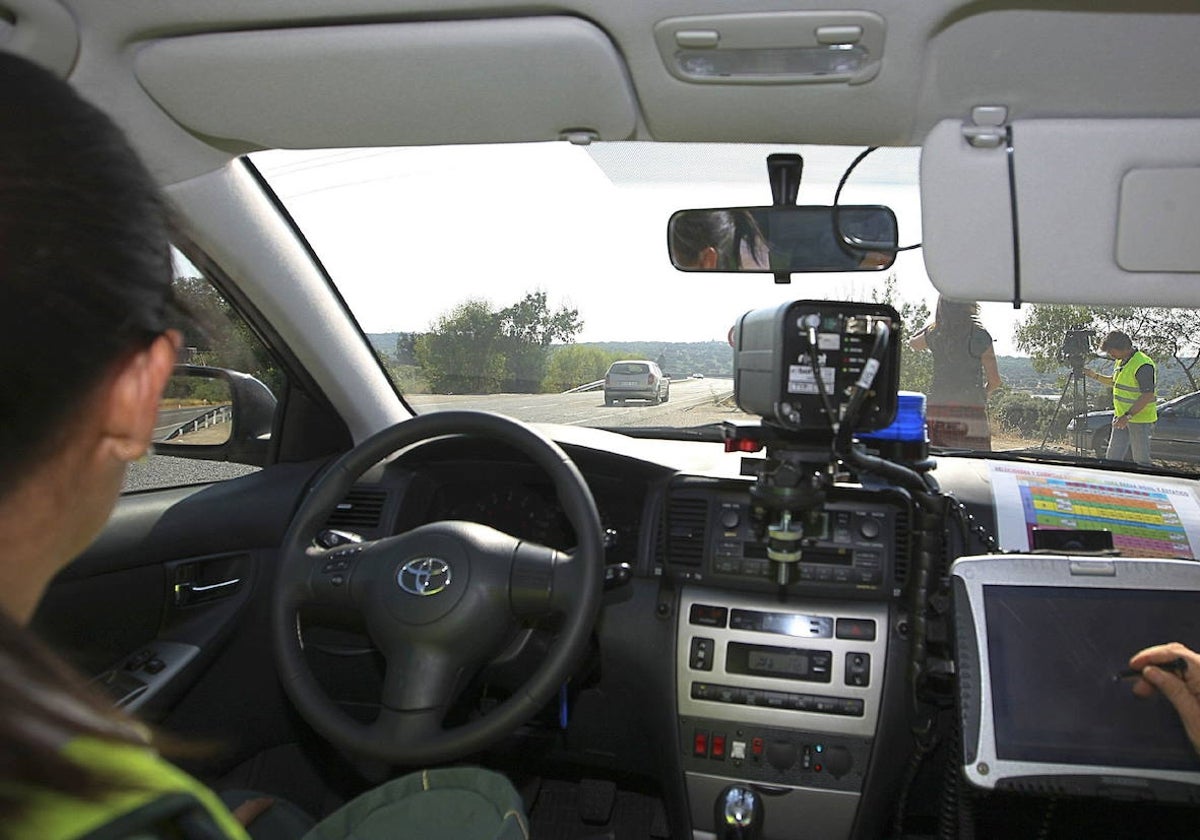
[253,142,1200,475]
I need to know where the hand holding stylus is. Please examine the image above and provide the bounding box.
[1128,643,1200,757]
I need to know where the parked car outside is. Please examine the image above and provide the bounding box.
[603,360,669,405]
[1070,390,1200,462]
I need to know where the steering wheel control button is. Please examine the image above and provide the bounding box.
[322,545,362,574]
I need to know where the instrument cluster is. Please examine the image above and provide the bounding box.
[425,475,642,565]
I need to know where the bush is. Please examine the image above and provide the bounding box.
[989,390,1071,438]
[385,363,429,395]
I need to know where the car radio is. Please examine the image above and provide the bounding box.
[663,482,908,600]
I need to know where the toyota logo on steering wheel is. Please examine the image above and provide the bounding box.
[397,557,452,596]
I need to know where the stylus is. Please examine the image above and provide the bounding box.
[1112,657,1188,681]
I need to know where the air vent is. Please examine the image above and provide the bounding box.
[667,496,709,567]
[892,507,910,586]
[326,487,387,530]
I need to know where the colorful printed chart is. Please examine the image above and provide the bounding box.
[990,463,1200,558]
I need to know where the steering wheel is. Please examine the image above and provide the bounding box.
[271,411,604,765]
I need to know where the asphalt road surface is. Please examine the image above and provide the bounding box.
[408,377,742,428]
[153,406,218,440]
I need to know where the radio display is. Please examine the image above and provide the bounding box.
[727,642,832,682]
[749,648,808,676]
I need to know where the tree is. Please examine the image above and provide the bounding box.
[872,275,933,395]
[394,333,418,365]
[496,291,583,392]
[170,275,284,396]
[414,299,506,393]
[498,291,582,347]
[543,346,619,392]
[1014,304,1200,392]
[414,291,583,394]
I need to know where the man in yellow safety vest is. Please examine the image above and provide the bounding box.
[1083,330,1157,466]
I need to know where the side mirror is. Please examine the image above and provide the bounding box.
[153,365,277,466]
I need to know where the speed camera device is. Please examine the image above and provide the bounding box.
[732,300,900,434]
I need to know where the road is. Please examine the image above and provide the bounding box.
[153,406,219,441]
[407,377,743,428]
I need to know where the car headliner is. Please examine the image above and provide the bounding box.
[7,0,1200,441]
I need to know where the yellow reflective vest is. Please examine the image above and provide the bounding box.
[5,737,249,840]
[1112,350,1157,423]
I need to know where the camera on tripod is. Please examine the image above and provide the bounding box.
[1058,329,1095,371]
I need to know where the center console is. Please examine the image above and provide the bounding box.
[677,589,890,839]
[663,481,908,840]
[662,300,918,838]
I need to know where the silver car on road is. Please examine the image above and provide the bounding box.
[604,360,669,406]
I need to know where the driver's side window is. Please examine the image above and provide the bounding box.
[122,250,285,493]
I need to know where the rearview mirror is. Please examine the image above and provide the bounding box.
[667,205,898,273]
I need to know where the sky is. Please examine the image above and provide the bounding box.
[252,142,1025,355]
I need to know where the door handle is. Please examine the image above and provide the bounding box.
[173,577,241,607]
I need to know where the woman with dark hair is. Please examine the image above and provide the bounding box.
[669,209,769,270]
[0,53,527,840]
[909,295,1002,450]
[0,49,290,840]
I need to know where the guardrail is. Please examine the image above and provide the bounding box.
[164,404,233,440]
[562,379,605,394]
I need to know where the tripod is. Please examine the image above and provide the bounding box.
[1039,362,1090,454]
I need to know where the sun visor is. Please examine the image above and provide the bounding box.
[134,17,637,150]
[921,117,1200,308]
[0,0,78,77]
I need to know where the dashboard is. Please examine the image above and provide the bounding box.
[317,429,1200,839]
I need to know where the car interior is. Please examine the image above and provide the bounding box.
[9,1,1200,838]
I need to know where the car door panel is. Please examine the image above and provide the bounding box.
[30,459,327,727]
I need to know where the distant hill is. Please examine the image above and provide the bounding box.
[367,332,404,359]
[570,341,733,378]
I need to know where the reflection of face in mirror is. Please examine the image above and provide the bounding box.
[669,209,770,270]
[155,374,233,446]
[668,206,897,273]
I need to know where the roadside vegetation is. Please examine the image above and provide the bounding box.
[369,286,1199,425]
